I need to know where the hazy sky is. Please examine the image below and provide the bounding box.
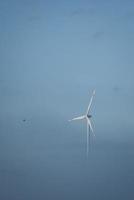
[1,0,134,199]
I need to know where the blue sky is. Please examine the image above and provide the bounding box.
[0,0,134,199]
[1,0,134,134]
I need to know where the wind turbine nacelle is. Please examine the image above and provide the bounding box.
[87,114,92,118]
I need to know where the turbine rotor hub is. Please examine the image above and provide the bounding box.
[87,114,92,118]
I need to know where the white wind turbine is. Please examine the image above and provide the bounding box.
[69,90,95,155]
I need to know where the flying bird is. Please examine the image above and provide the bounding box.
[69,90,95,155]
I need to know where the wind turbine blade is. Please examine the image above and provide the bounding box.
[87,118,94,135]
[86,90,95,115]
[87,122,90,156]
[68,115,85,122]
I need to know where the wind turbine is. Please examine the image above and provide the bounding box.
[69,90,95,155]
